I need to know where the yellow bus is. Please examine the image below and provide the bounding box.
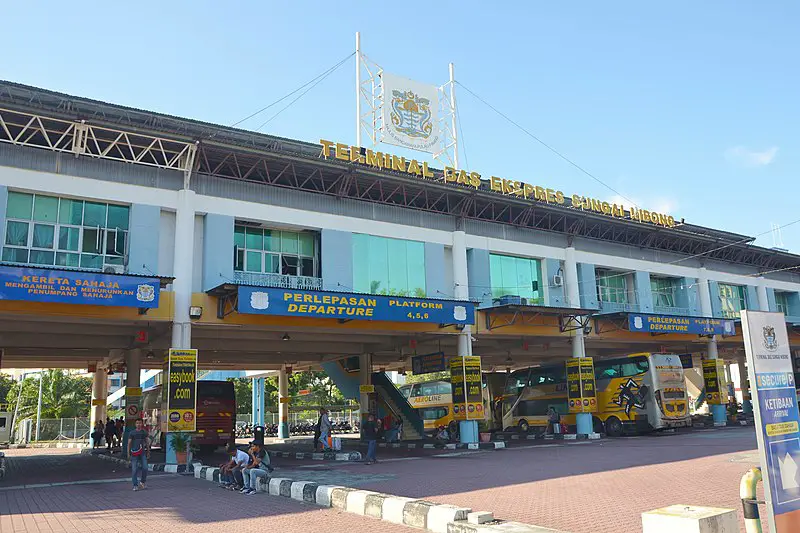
[399,380,456,435]
[502,353,690,436]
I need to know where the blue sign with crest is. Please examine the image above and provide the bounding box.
[237,286,474,325]
[0,265,160,308]
[628,313,735,336]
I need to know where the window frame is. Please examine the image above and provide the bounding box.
[3,192,129,271]
[718,283,746,319]
[233,225,319,278]
[650,276,678,308]
[489,253,544,303]
[596,269,628,304]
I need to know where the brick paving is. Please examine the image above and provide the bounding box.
[0,473,417,533]
[270,427,763,533]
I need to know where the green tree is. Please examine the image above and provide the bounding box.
[6,370,92,421]
[228,377,253,414]
[0,373,15,407]
[405,370,450,384]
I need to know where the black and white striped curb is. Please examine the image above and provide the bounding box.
[0,442,89,450]
[270,451,363,461]
[82,449,189,473]
[378,442,507,450]
[192,464,565,533]
[493,433,601,442]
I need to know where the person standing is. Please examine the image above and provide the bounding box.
[104,418,116,451]
[127,418,150,491]
[362,413,378,465]
[318,408,332,451]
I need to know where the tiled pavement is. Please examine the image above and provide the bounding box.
[0,474,418,533]
[267,427,764,533]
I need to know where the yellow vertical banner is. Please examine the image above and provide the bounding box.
[567,357,598,413]
[450,357,467,421]
[451,356,484,421]
[167,348,198,432]
[702,359,727,405]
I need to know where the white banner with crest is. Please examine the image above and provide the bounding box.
[380,72,440,153]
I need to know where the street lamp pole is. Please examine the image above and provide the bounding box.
[35,372,43,442]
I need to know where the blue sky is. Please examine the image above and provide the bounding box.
[2,2,799,252]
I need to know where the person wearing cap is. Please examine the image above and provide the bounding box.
[241,440,270,495]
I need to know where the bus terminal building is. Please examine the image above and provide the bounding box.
[0,80,799,445]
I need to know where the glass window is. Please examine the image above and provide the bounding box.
[265,253,280,274]
[281,231,298,254]
[7,192,33,219]
[281,255,299,276]
[33,195,59,222]
[83,202,107,227]
[107,205,130,230]
[597,270,627,303]
[245,251,262,273]
[352,234,426,297]
[82,228,102,253]
[2,247,28,263]
[32,224,55,249]
[651,277,677,308]
[245,227,263,250]
[719,283,746,318]
[58,227,80,251]
[490,254,543,303]
[80,254,103,269]
[264,229,278,252]
[234,226,246,248]
[5,221,28,246]
[56,252,79,267]
[30,250,55,265]
[235,248,245,271]
[776,292,789,315]
[299,233,315,256]
[59,199,83,225]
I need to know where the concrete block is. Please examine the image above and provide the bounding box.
[312,453,324,460]
[268,477,290,496]
[255,476,269,493]
[642,505,738,533]
[295,452,305,459]
[511,434,520,440]
[468,443,479,450]
[291,481,312,501]
[315,485,342,507]
[335,453,350,461]
[445,443,457,450]
[346,489,372,515]
[563,434,577,440]
[279,479,293,497]
[468,511,494,524]
[302,482,319,503]
[382,496,417,524]
[330,487,352,510]
[424,444,435,449]
[194,466,203,479]
[407,444,417,449]
[588,433,601,440]
[365,493,389,519]
[404,500,435,529]
[428,504,472,533]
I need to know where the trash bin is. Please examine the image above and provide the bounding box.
[253,425,265,444]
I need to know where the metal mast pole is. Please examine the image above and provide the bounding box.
[35,372,43,441]
[355,32,362,147]
[449,62,458,169]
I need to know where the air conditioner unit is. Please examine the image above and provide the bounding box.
[103,265,125,275]
[552,274,564,287]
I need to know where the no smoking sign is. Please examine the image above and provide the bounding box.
[126,404,139,417]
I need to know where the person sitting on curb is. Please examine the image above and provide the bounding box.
[240,440,270,495]
[219,444,249,491]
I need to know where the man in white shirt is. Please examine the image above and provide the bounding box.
[219,444,249,490]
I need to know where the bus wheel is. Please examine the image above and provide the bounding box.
[605,416,623,437]
[518,419,530,433]
[592,417,604,434]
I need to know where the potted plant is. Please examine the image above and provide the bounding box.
[170,433,191,465]
[478,420,492,443]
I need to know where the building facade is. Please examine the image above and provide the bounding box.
[0,81,799,439]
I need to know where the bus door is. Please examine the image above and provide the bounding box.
[648,354,689,428]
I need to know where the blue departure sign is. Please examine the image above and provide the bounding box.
[237,286,475,325]
[742,310,800,532]
[628,313,735,336]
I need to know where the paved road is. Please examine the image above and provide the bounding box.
[268,427,763,533]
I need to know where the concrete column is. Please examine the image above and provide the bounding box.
[167,188,196,465]
[251,377,265,427]
[565,247,593,436]
[122,349,142,455]
[90,367,107,433]
[278,368,290,438]
[697,268,726,426]
[756,278,769,312]
[738,356,753,414]
[453,228,477,443]
[359,353,373,439]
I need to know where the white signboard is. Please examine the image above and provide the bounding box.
[741,310,800,532]
[381,72,440,153]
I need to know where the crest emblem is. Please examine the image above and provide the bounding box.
[763,325,778,351]
[390,90,433,139]
[136,284,155,302]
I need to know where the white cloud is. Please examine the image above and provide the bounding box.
[725,146,778,167]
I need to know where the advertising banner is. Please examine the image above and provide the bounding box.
[741,310,800,532]
[567,358,598,413]
[166,349,197,432]
[381,72,440,153]
[702,359,727,405]
[411,352,447,375]
[238,287,474,325]
[450,356,483,421]
[628,313,735,336]
[0,265,160,308]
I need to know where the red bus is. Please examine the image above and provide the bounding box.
[141,380,236,453]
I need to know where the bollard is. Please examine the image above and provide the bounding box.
[740,467,763,533]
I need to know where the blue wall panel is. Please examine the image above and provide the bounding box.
[545,258,566,307]
[202,213,234,291]
[577,263,598,309]
[466,248,491,306]
[127,203,161,276]
[634,271,653,313]
[424,242,446,299]
[321,229,353,292]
